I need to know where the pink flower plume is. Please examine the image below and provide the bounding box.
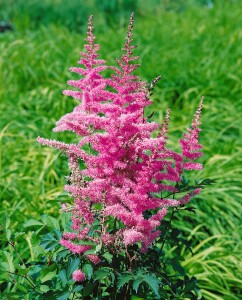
[38,15,204,255]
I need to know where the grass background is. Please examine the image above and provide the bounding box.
[0,0,241,299]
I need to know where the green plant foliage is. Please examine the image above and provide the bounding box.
[0,207,205,299]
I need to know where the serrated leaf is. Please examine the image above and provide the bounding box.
[0,271,9,281]
[56,249,70,262]
[42,215,60,230]
[73,285,83,293]
[40,264,57,283]
[17,266,30,275]
[40,233,59,251]
[57,291,71,300]
[2,251,14,273]
[29,264,42,281]
[102,252,113,263]
[61,212,72,229]
[94,269,110,281]
[118,273,133,290]
[23,219,44,228]
[53,229,62,239]
[67,257,80,278]
[59,269,68,282]
[83,264,93,280]
[143,274,159,296]
[39,285,50,293]
[133,278,143,293]
[16,283,28,293]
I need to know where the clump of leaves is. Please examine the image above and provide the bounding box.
[0,180,212,299]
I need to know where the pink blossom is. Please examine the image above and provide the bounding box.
[62,232,77,240]
[60,239,91,254]
[72,270,86,282]
[123,229,144,246]
[38,14,204,254]
[179,188,202,205]
[86,254,101,264]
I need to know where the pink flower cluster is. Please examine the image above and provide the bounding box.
[38,14,204,256]
[72,269,86,282]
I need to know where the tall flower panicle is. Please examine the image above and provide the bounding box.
[180,97,204,171]
[38,14,204,261]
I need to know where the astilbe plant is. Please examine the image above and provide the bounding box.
[36,14,205,299]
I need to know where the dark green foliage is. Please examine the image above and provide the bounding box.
[0,206,204,299]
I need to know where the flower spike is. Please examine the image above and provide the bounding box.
[38,16,204,260]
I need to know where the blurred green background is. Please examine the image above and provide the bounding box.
[0,0,241,299]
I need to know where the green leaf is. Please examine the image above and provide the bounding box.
[199,178,216,186]
[93,203,102,210]
[66,257,80,278]
[73,285,83,293]
[183,277,198,293]
[83,283,94,297]
[83,264,93,280]
[17,266,30,275]
[95,242,102,253]
[94,269,110,281]
[143,274,159,296]
[118,272,133,290]
[59,269,68,283]
[61,212,72,229]
[16,283,28,293]
[78,240,96,246]
[23,219,44,228]
[102,252,113,263]
[83,249,96,255]
[39,285,50,293]
[4,217,10,229]
[29,264,42,281]
[133,278,143,293]
[171,228,182,239]
[13,232,25,241]
[184,207,196,213]
[2,251,14,273]
[56,249,70,262]
[5,229,11,241]
[131,296,145,300]
[178,237,193,255]
[42,214,60,230]
[40,264,57,283]
[57,291,71,300]
[172,263,185,275]
[40,233,59,251]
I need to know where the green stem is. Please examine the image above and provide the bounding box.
[7,271,37,289]
[160,206,176,253]
[8,241,26,268]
